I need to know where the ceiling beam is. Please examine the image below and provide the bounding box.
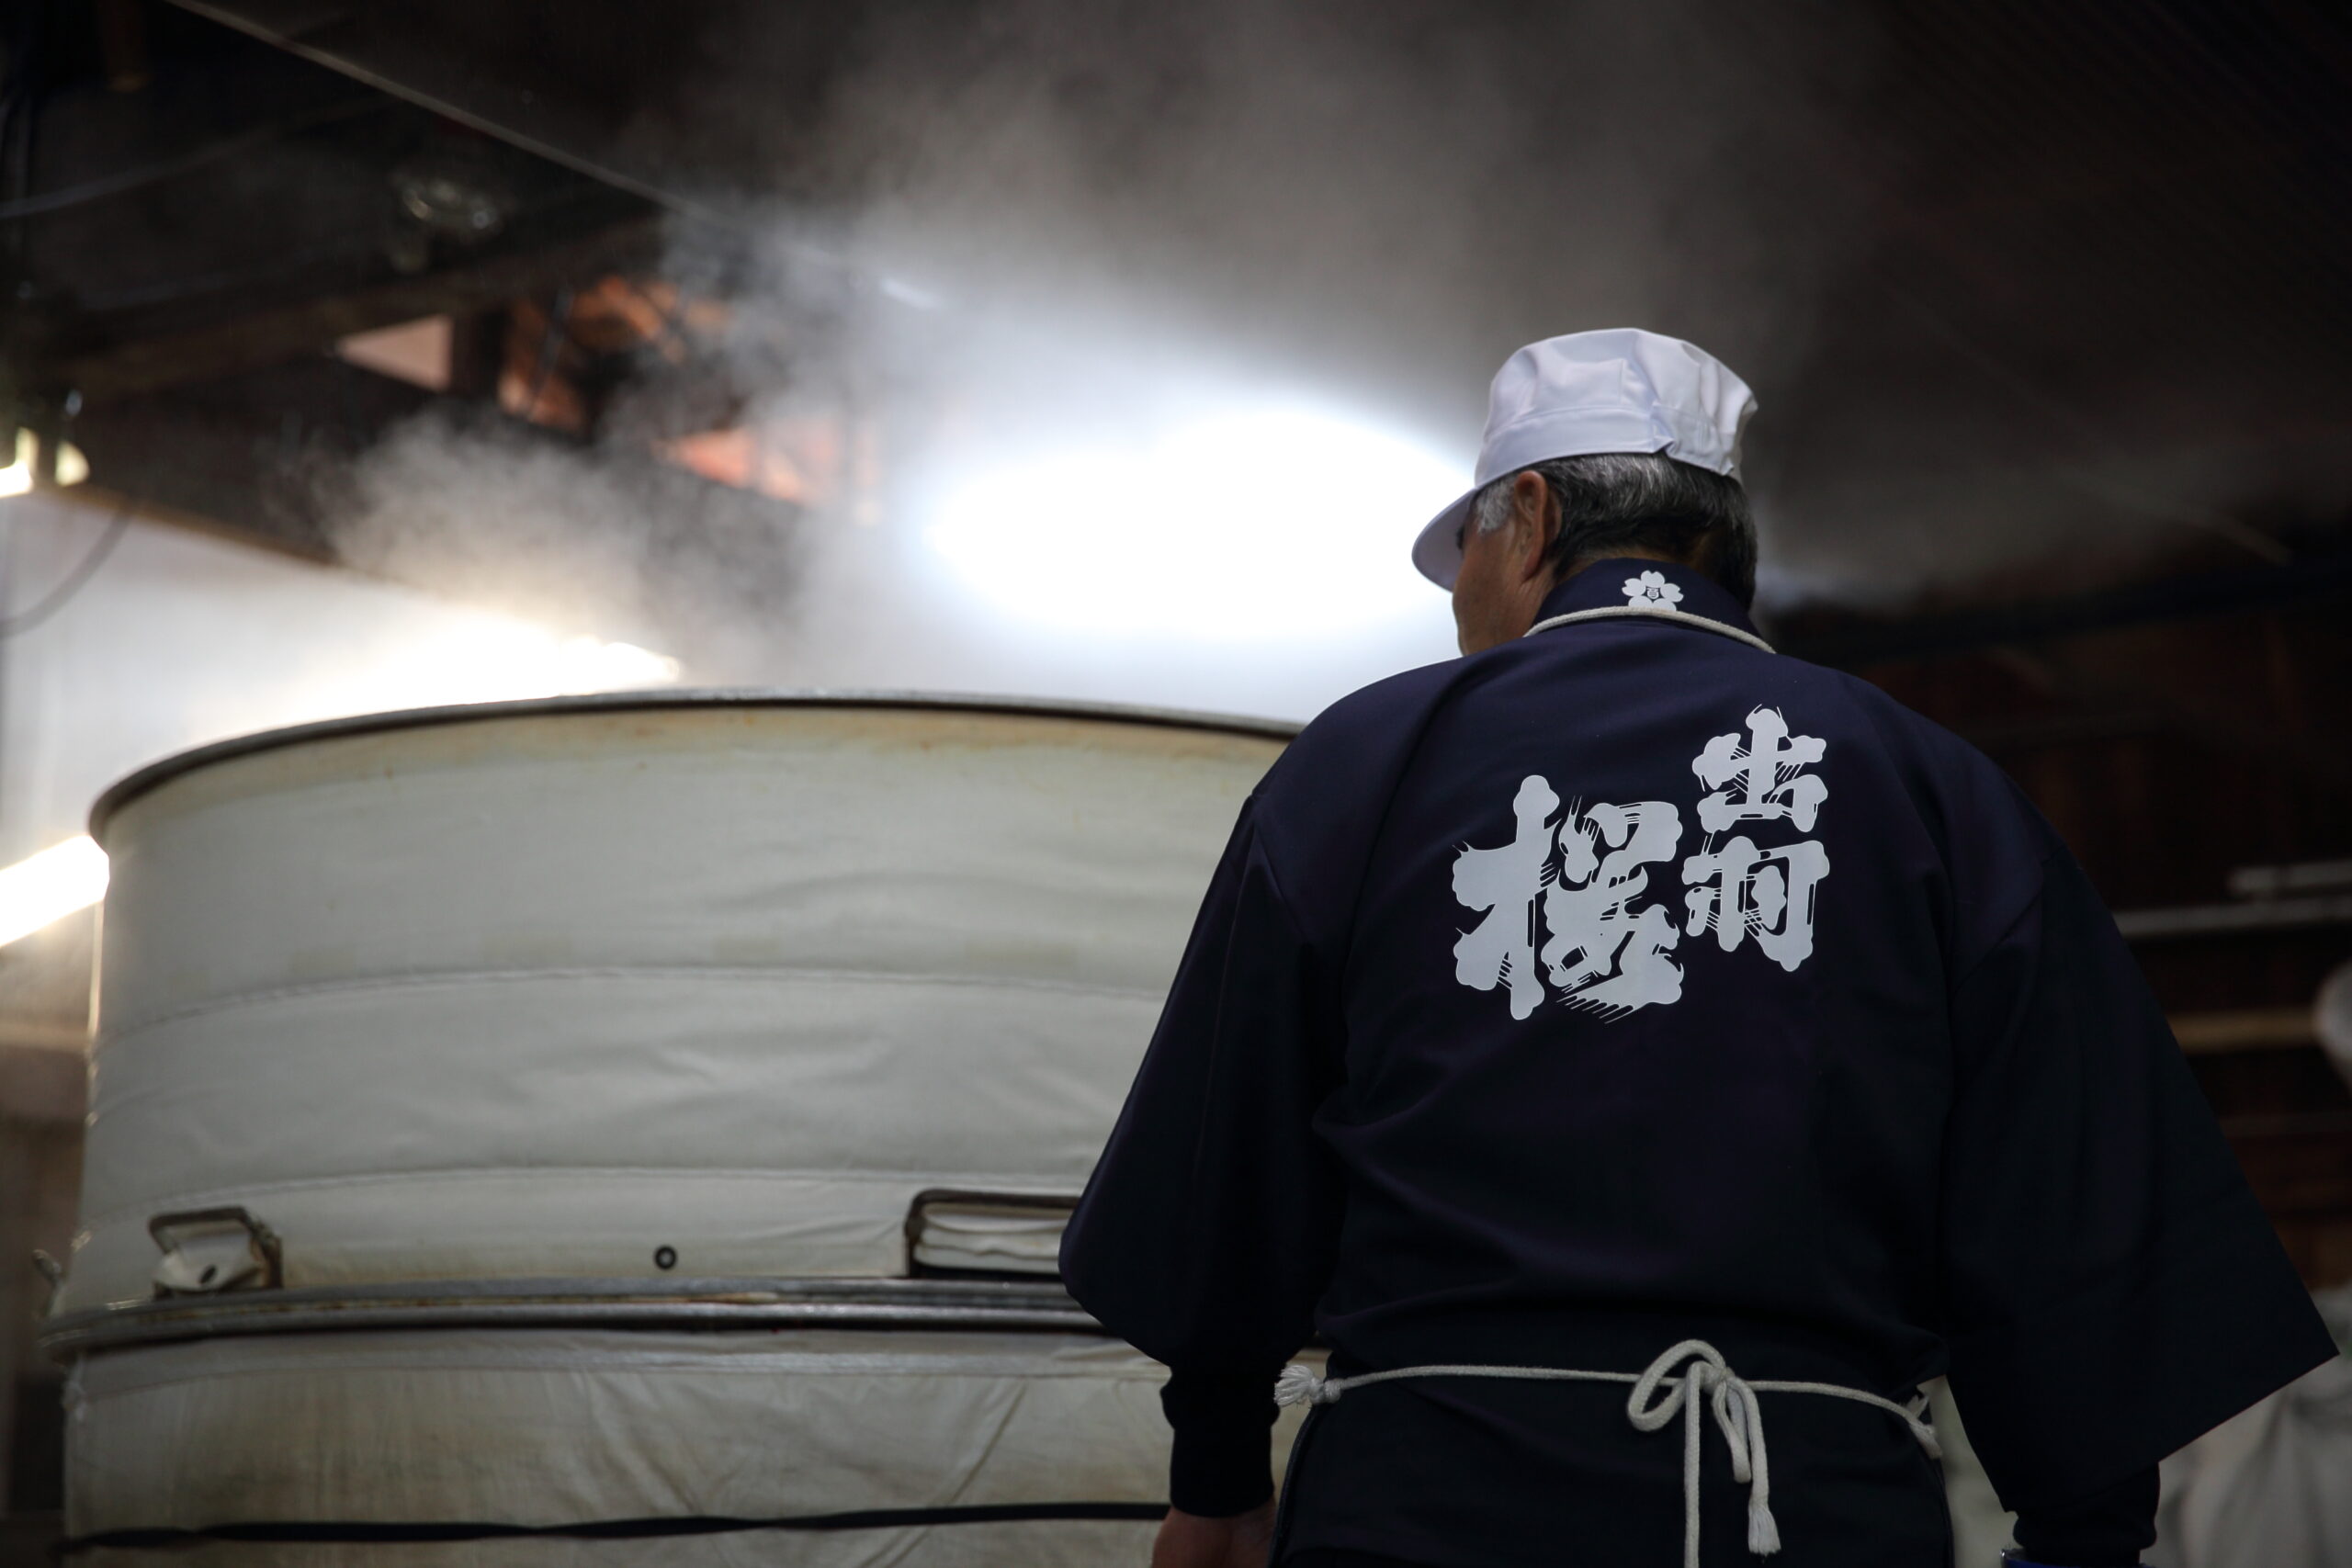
[164,0,739,222]
[64,356,447,558]
[42,211,663,404]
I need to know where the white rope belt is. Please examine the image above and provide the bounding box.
[1272,1338,1940,1568]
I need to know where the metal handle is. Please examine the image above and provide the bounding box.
[904,1189,1078,1280]
[148,1205,283,1297]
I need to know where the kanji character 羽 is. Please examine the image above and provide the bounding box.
[1682,834,1831,973]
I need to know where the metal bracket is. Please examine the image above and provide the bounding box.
[903,1189,1079,1280]
[30,1248,64,1316]
[147,1206,284,1297]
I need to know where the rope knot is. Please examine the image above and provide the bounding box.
[1272,1362,1332,1407]
[1625,1340,1781,1566]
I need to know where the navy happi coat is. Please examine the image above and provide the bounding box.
[1059,558,2332,1567]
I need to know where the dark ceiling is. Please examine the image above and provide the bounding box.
[0,0,2347,635]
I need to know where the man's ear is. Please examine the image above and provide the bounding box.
[1511,470,1556,585]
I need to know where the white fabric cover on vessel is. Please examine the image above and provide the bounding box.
[73,701,1283,1308]
[68,1327,1319,1564]
[2151,1284,2352,1568]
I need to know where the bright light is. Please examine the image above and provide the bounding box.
[550,636,682,691]
[0,837,109,947]
[0,431,29,500]
[0,429,90,497]
[924,405,1464,639]
[286,619,683,721]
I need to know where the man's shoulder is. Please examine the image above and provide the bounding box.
[1792,655,2028,795]
[1239,659,1468,926]
[1519,625,2045,856]
[1772,651,2063,885]
[1268,657,1467,793]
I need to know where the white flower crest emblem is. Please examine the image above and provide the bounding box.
[1623,570,1684,608]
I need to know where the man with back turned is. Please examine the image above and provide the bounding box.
[1059,329,2334,1568]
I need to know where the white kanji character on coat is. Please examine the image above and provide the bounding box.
[1693,707,1826,833]
[1543,800,1685,1015]
[1453,774,1559,1020]
[1682,834,1831,972]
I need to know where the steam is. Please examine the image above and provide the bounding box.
[328,0,1920,715]
[331,408,808,678]
[808,2,1876,401]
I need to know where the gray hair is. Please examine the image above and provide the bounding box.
[1471,452,1758,606]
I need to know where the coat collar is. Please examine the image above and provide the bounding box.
[1523,558,1772,654]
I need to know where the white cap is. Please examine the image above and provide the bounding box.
[1411,328,1758,589]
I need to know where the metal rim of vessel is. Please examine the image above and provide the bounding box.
[40,1274,1105,1359]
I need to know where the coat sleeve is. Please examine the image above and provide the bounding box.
[1058,793,1348,1516]
[1939,827,2335,1515]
